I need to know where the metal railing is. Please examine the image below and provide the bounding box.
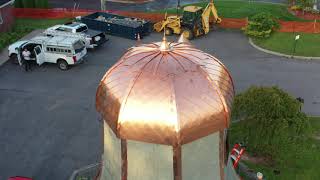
[69,163,101,180]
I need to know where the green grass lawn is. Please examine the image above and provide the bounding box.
[229,117,320,179]
[13,18,70,31]
[0,18,70,50]
[155,0,305,21]
[252,32,320,57]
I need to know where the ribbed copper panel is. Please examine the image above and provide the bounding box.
[96,41,234,145]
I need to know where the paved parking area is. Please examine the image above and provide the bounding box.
[1,30,320,180]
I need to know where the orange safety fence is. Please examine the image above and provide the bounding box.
[11,8,320,34]
[279,20,320,33]
[13,8,249,29]
[13,8,98,19]
[219,18,247,29]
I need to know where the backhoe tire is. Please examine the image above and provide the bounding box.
[182,28,194,40]
[165,28,173,36]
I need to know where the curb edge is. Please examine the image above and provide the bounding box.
[248,38,320,61]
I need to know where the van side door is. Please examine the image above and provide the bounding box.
[34,45,45,65]
[17,47,23,66]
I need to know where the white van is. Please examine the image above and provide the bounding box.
[8,35,87,70]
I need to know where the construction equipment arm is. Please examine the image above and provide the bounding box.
[201,0,221,34]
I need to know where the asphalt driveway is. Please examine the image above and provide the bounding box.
[0,29,320,180]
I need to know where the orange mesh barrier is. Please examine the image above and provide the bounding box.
[279,20,320,33]
[219,18,248,29]
[11,8,320,34]
[0,3,15,32]
[13,8,98,19]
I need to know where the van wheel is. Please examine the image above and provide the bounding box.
[10,54,19,65]
[57,59,69,70]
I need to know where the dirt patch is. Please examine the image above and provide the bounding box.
[242,152,274,167]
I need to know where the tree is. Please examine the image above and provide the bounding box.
[231,86,311,161]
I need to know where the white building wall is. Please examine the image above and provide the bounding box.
[182,132,221,180]
[101,121,121,180]
[127,140,174,180]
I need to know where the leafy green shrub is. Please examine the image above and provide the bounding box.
[243,12,280,38]
[0,28,32,50]
[231,86,311,161]
[14,0,48,8]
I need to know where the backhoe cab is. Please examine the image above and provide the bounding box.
[153,0,221,40]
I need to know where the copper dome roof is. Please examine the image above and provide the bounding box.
[96,40,234,145]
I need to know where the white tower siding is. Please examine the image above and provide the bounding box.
[182,132,221,180]
[101,121,121,180]
[127,140,174,180]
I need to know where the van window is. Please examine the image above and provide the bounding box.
[73,41,85,54]
[57,27,72,32]
[76,26,88,33]
[35,47,41,54]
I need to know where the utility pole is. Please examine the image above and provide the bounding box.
[101,0,106,11]
[0,13,3,25]
[292,34,300,57]
[176,0,181,15]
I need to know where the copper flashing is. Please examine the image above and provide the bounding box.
[96,41,234,146]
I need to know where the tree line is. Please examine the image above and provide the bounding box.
[14,0,49,8]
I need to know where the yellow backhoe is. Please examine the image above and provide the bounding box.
[154,0,221,40]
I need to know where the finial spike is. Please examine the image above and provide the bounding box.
[136,33,141,46]
[163,27,167,41]
[137,33,141,41]
[160,29,170,51]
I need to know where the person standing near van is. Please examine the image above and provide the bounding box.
[22,48,31,71]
